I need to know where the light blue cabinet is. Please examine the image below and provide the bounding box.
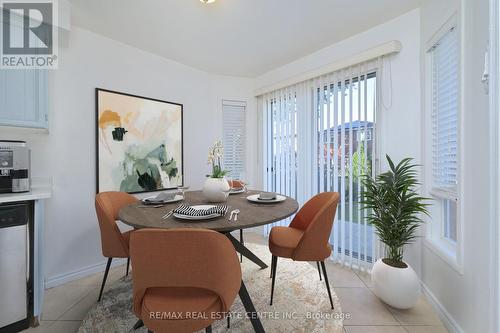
[0,69,48,129]
[0,10,49,130]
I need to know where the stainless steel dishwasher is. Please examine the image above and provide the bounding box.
[0,201,33,333]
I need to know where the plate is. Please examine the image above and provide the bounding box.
[141,194,184,205]
[246,194,286,203]
[173,205,222,220]
[229,188,245,194]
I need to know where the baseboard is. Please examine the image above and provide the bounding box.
[45,258,127,289]
[421,282,465,333]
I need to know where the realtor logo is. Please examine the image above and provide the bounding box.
[1,0,58,69]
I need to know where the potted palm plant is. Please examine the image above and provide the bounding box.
[360,155,429,309]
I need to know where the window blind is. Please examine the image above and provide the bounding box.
[313,66,378,269]
[431,27,459,196]
[263,87,298,213]
[222,100,246,180]
[261,58,383,270]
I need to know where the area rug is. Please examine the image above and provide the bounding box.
[78,243,344,333]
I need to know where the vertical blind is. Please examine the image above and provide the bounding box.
[261,58,382,270]
[222,100,246,180]
[430,27,459,197]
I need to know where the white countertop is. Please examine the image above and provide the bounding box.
[0,186,52,204]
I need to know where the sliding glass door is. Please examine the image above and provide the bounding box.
[261,61,379,269]
[262,89,298,229]
[314,73,377,266]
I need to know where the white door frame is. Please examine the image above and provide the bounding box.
[489,0,500,332]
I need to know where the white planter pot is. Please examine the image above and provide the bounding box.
[371,258,420,309]
[202,177,230,203]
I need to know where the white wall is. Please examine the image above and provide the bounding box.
[0,26,255,285]
[254,9,423,272]
[420,0,494,332]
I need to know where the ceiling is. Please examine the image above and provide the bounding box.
[68,0,421,77]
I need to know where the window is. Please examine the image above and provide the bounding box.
[261,59,380,269]
[263,91,298,200]
[425,15,461,269]
[431,26,459,243]
[443,199,457,242]
[314,73,377,265]
[222,100,246,180]
[431,27,459,198]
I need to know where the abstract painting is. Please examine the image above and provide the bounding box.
[96,88,183,193]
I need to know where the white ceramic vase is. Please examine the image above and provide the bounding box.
[202,177,230,203]
[371,258,420,309]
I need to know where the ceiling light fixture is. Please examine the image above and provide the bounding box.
[200,0,216,3]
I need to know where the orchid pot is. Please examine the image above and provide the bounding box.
[203,177,230,203]
[203,140,230,202]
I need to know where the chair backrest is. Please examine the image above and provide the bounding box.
[95,191,137,258]
[130,228,242,317]
[289,192,340,261]
[229,179,245,188]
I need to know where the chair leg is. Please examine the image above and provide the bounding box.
[205,325,212,333]
[240,229,244,263]
[270,255,278,305]
[133,319,144,330]
[320,261,334,310]
[227,315,230,328]
[270,255,274,278]
[98,257,112,302]
[126,258,130,276]
[148,330,154,333]
[316,261,322,281]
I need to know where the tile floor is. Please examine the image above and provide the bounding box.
[23,231,448,333]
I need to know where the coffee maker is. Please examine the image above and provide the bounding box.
[0,141,30,193]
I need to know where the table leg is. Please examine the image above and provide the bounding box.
[239,281,265,333]
[132,319,144,330]
[225,233,268,269]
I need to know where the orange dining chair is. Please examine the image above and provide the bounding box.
[268,192,340,309]
[95,191,138,302]
[229,179,246,262]
[130,228,242,333]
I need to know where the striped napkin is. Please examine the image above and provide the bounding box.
[173,204,228,217]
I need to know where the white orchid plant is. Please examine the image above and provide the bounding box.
[207,140,228,178]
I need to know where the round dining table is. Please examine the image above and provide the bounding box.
[118,189,299,333]
[119,189,298,232]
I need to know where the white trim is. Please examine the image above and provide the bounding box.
[44,258,127,289]
[430,188,458,201]
[425,13,459,52]
[489,0,500,331]
[423,239,462,274]
[421,282,465,333]
[423,11,464,273]
[254,40,401,96]
[456,5,465,280]
[222,99,247,107]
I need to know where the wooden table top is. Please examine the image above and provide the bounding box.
[118,190,299,232]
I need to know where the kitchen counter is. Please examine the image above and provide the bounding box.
[0,186,52,204]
